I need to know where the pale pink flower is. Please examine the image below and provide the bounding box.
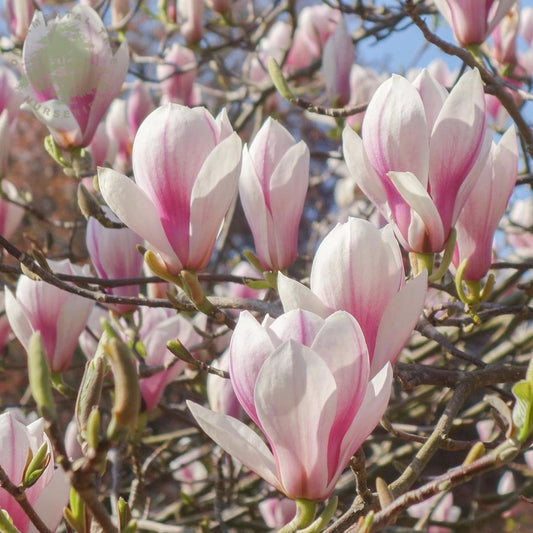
[21,5,129,149]
[239,118,309,271]
[5,0,35,44]
[0,411,69,532]
[492,3,519,65]
[342,69,489,253]
[157,43,198,106]
[86,207,144,314]
[5,259,95,372]
[259,498,296,529]
[0,180,24,240]
[453,126,518,281]
[87,121,117,168]
[189,309,393,501]
[434,0,517,47]
[99,104,242,273]
[506,195,533,258]
[286,4,341,71]
[177,0,205,44]
[346,65,384,131]
[322,18,355,106]
[106,81,155,171]
[206,349,243,419]
[408,492,460,533]
[139,308,203,411]
[278,218,427,376]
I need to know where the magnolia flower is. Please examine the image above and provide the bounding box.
[99,104,242,274]
[206,349,243,419]
[157,43,198,106]
[259,498,297,529]
[278,218,427,376]
[0,180,25,240]
[177,0,205,44]
[453,126,518,281]
[189,309,392,501]
[343,69,489,253]
[5,259,95,372]
[21,5,129,149]
[492,4,520,65]
[0,64,23,177]
[407,492,460,533]
[106,81,155,171]
[5,0,35,44]
[434,0,517,47]
[87,122,117,168]
[86,207,144,314]
[506,195,533,258]
[0,411,69,532]
[138,309,203,411]
[239,118,309,271]
[322,18,355,106]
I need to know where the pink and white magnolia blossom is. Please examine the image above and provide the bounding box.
[343,69,490,254]
[177,0,205,44]
[206,349,243,419]
[87,122,117,168]
[21,5,129,149]
[138,309,203,411]
[278,218,427,376]
[322,18,355,106]
[5,259,95,372]
[453,126,518,281]
[346,65,384,131]
[259,498,296,529]
[189,308,393,501]
[6,0,35,44]
[0,411,69,532]
[0,64,23,177]
[86,207,144,314]
[0,180,25,240]
[433,0,517,47]
[407,492,461,533]
[106,81,155,171]
[99,104,242,274]
[286,4,341,71]
[240,118,309,271]
[157,43,198,106]
[506,195,533,258]
[492,3,520,65]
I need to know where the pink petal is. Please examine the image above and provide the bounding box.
[187,401,282,492]
[277,272,331,318]
[255,341,338,500]
[98,167,182,273]
[372,271,427,377]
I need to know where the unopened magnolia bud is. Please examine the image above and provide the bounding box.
[63,488,87,533]
[85,407,101,452]
[267,58,293,101]
[75,356,105,437]
[167,338,195,365]
[463,442,485,466]
[376,477,393,509]
[22,442,50,488]
[28,331,57,422]
[143,249,181,285]
[117,497,137,532]
[105,337,141,441]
